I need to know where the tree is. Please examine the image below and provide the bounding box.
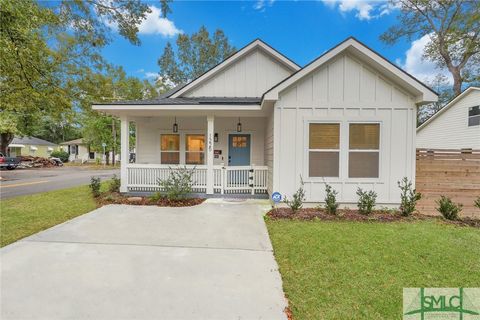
[0,0,152,154]
[157,26,236,85]
[381,0,480,95]
[417,74,455,125]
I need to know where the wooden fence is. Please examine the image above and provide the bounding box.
[416,148,480,217]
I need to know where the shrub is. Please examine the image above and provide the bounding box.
[109,174,121,193]
[51,150,69,162]
[158,166,194,200]
[324,184,339,215]
[474,196,480,210]
[283,177,306,213]
[149,191,163,202]
[89,177,101,197]
[356,188,377,215]
[436,196,462,220]
[398,177,422,216]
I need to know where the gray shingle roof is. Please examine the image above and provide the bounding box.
[60,138,85,145]
[97,96,261,105]
[11,136,57,146]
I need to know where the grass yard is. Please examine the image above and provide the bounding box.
[1,185,99,247]
[266,219,480,319]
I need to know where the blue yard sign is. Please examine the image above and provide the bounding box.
[271,192,282,204]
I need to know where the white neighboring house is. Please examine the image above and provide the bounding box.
[417,87,480,150]
[60,138,99,163]
[93,37,437,206]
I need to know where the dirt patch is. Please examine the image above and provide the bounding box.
[96,192,205,207]
[267,207,480,228]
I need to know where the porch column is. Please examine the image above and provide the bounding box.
[120,116,129,193]
[206,115,214,194]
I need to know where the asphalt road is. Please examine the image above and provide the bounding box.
[0,166,119,199]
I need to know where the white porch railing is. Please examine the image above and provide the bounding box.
[126,164,268,195]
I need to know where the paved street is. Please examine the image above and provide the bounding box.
[0,166,119,199]
[1,200,287,320]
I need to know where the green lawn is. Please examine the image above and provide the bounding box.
[266,219,480,319]
[1,185,98,247]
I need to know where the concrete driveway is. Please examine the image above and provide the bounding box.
[0,200,287,320]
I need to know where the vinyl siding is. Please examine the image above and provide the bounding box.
[184,48,292,98]
[274,53,417,205]
[417,90,480,149]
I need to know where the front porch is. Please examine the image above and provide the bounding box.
[126,164,268,195]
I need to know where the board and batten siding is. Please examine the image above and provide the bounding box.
[134,116,266,166]
[264,109,275,194]
[273,53,417,205]
[416,90,480,149]
[184,48,292,98]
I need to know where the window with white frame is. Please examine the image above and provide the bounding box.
[348,123,380,178]
[160,134,180,164]
[185,134,205,165]
[468,106,480,126]
[308,123,340,177]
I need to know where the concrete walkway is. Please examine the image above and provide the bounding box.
[0,200,287,320]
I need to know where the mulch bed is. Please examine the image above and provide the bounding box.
[267,207,480,228]
[96,192,205,207]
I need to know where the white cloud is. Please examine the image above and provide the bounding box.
[144,72,159,79]
[253,0,275,11]
[321,0,397,21]
[138,6,182,37]
[400,34,452,84]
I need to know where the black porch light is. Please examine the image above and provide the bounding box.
[173,116,178,133]
[236,117,242,132]
[214,133,219,142]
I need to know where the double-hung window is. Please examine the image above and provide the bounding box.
[161,134,180,164]
[468,106,480,127]
[185,134,205,165]
[308,123,340,177]
[348,123,380,178]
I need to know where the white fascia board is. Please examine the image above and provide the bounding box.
[170,39,300,98]
[264,38,438,104]
[417,87,480,132]
[92,104,262,111]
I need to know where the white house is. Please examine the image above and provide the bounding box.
[60,138,100,163]
[417,87,480,149]
[93,37,437,206]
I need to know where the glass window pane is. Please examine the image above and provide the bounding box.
[349,152,379,178]
[468,115,480,127]
[309,124,340,149]
[186,152,204,165]
[161,135,179,151]
[349,124,379,150]
[186,135,205,151]
[309,151,339,177]
[469,106,480,117]
[161,152,179,164]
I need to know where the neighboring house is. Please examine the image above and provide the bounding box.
[7,136,58,158]
[93,37,437,206]
[417,87,480,150]
[60,138,99,163]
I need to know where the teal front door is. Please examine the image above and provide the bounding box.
[228,134,251,166]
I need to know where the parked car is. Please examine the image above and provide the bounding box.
[50,157,64,166]
[0,153,21,170]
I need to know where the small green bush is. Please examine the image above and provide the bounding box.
[436,196,462,220]
[109,174,121,193]
[89,177,101,198]
[158,166,194,200]
[474,196,480,210]
[149,191,163,202]
[324,184,339,215]
[398,177,422,216]
[284,177,306,213]
[51,150,69,162]
[356,188,377,215]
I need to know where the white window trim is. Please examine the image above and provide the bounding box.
[303,119,383,183]
[346,121,383,181]
[304,120,343,182]
[185,133,206,165]
[160,133,180,165]
[159,130,206,165]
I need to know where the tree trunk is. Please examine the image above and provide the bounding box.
[105,152,110,165]
[0,133,14,155]
[449,66,463,96]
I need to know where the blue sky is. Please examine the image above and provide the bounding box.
[101,0,447,84]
